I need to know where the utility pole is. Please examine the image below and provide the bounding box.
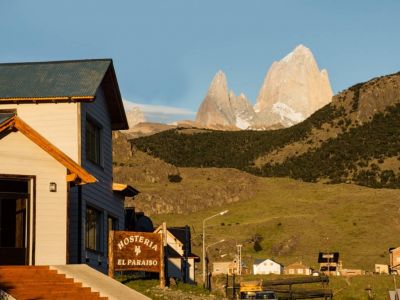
[236,244,242,275]
[202,210,228,287]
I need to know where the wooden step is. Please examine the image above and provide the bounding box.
[0,265,108,300]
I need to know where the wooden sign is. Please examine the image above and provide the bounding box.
[108,231,163,276]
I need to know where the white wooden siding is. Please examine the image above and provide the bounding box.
[0,103,79,162]
[0,131,67,265]
[253,259,283,275]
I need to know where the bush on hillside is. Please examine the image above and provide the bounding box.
[168,174,182,183]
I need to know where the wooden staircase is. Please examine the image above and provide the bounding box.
[0,266,108,300]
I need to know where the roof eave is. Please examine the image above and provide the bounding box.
[112,183,139,197]
[101,61,129,130]
[0,96,95,104]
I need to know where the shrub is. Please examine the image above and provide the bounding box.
[168,174,182,183]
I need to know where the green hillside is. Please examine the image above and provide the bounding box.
[259,104,400,187]
[150,177,400,272]
[132,103,341,170]
[132,103,400,188]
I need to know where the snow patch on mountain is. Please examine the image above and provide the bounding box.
[236,116,251,129]
[272,102,304,125]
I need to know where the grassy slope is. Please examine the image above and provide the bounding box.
[150,177,400,271]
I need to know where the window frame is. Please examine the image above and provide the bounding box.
[85,117,102,166]
[85,206,102,253]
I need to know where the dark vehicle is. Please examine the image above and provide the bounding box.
[240,290,277,299]
[255,291,277,299]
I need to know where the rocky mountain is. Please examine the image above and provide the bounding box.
[195,71,237,128]
[229,91,257,129]
[195,45,332,129]
[255,44,333,127]
[126,106,146,128]
[195,71,258,130]
[132,70,400,188]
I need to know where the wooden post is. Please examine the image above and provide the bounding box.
[225,274,228,298]
[108,230,114,278]
[232,274,235,300]
[159,222,167,288]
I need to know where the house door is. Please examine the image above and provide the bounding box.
[0,178,30,265]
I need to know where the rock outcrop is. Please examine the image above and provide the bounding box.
[229,91,257,129]
[195,71,236,127]
[255,44,333,127]
[196,71,256,129]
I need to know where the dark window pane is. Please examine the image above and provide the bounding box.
[0,180,28,193]
[85,207,101,251]
[86,119,101,165]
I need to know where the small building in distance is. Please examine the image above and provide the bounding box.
[253,258,283,275]
[154,225,200,283]
[389,247,400,274]
[375,264,389,274]
[284,262,312,275]
[318,252,340,276]
[213,261,238,276]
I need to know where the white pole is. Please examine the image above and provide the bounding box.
[202,210,228,287]
[202,219,206,287]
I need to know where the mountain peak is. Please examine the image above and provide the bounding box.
[196,46,332,130]
[208,70,228,95]
[256,45,333,124]
[282,44,313,63]
[212,70,227,82]
[294,44,310,53]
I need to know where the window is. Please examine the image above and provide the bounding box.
[86,207,102,251]
[86,118,101,165]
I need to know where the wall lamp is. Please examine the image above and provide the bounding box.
[49,182,57,192]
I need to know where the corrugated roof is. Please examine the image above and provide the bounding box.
[286,262,310,269]
[0,59,128,130]
[0,59,110,99]
[254,258,283,266]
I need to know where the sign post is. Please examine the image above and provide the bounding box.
[108,230,115,278]
[159,230,165,288]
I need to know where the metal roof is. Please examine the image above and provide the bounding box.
[0,59,128,130]
[0,59,110,99]
[254,258,283,266]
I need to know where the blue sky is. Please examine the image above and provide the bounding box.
[1,1,399,123]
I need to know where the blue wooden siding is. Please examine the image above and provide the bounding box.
[68,84,124,273]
